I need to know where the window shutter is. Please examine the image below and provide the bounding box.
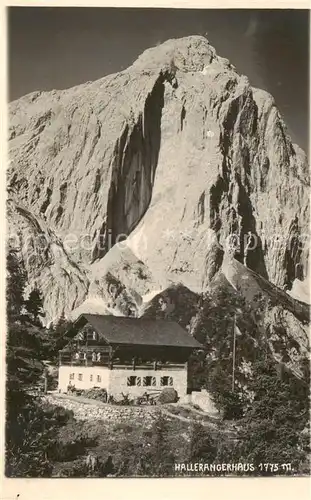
[136,377,141,386]
[152,377,156,386]
[169,377,173,386]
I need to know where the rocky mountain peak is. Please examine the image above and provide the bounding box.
[133,35,217,72]
[8,36,309,325]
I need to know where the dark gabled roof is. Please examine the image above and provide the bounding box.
[75,314,202,349]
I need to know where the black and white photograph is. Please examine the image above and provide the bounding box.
[4,4,310,480]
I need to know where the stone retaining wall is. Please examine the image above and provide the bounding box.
[43,395,158,426]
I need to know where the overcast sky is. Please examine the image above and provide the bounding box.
[8,7,309,152]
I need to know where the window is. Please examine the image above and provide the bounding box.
[97,353,101,361]
[78,373,83,381]
[92,352,96,362]
[69,373,75,380]
[97,375,101,383]
[75,352,80,360]
[86,328,97,341]
[90,375,93,382]
[143,376,156,387]
[160,376,173,387]
[127,376,137,386]
[143,376,151,386]
[83,352,87,360]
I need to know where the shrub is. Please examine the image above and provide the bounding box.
[216,390,245,420]
[82,388,107,402]
[113,423,134,434]
[150,413,175,476]
[48,425,98,462]
[43,404,74,426]
[188,422,217,463]
[49,436,96,462]
[54,459,88,477]
[136,267,148,280]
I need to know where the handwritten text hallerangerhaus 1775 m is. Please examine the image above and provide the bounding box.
[174,462,293,474]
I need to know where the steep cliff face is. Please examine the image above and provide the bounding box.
[8,36,309,323]
[7,200,89,321]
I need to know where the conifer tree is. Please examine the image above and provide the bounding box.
[25,288,45,325]
[5,248,52,476]
[6,247,27,321]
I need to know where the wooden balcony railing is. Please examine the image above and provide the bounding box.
[61,346,111,353]
[59,355,186,371]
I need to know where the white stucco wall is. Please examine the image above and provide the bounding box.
[58,365,188,398]
[108,367,188,399]
[58,365,110,392]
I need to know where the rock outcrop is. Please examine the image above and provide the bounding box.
[8,35,309,324]
[139,256,309,381]
[215,255,310,379]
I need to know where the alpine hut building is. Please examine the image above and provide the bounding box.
[58,314,202,399]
